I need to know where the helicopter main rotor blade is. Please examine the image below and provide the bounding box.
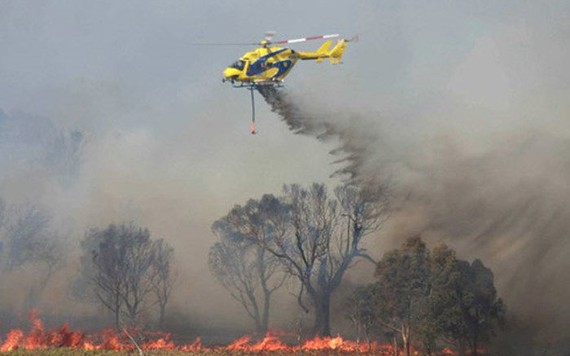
[274,34,339,45]
[189,42,258,46]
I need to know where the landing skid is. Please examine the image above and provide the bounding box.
[231,81,284,89]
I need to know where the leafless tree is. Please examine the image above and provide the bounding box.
[3,204,67,307]
[219,183,389,336]
[79,224,127,329]
[151,238,176,329]
[0,199,7,271]
[78,223,172,330]
[121,228,158,324]
[209,210,287,333]
[43,129,84,188]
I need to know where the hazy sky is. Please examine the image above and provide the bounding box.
[1,0,570,334]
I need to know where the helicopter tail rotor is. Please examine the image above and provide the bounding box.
[346,34,359,43]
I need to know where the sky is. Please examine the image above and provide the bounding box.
[1,0,570,337]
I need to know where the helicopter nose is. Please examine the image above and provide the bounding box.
[223,67,240,80]
[223,68,234,78]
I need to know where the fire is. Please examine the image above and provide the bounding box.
[0,312,452,354]
[226,332,288,352]
[141,336,175,350]
[0,329,24,352]
[179,337,203,352]
[302,335,359,351]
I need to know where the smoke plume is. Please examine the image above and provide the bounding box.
[257,85,570,344]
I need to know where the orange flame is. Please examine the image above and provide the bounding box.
[0,329,24,352]
[0,312,454,354]
[179,337,203,352]
[226,332,288,352]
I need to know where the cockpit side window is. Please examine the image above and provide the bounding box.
[230,60,246,70]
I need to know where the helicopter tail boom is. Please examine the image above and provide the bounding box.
[296,39,348,64]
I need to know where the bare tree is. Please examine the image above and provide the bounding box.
[0,199,6,263]
[209,212,287,333]
[43,129,84,187]
[121,228,158,324]
[219,183,389,336]
[78,223,171,330]
[0,199,6,228]
[79,224,126,330]
[6,205,51,269]
[151,238,176,329]
[3,204,66,307]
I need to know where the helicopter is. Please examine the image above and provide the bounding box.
[214,32,355,134]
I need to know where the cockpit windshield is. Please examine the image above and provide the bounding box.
[229,60,246,70]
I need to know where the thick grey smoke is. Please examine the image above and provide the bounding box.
[257,85,570,343]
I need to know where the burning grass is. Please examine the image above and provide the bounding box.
[0,351,398,356]
[0,311,408,355]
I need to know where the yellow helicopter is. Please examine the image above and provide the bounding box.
[208,32,355,134]
[222,32,350,85]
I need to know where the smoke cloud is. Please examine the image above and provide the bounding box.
[257,80,570,343]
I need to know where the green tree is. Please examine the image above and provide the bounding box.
[431,246,506,355]
[417,244,463,355]
[369,239,505,355]
[373,236,431,356]
[345,285,376,349]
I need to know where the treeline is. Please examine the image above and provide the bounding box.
[0,175,505,355]
[209,183,505,356]
[0,112,176,331]
[0,203,176,330]
[0,113,85,309]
